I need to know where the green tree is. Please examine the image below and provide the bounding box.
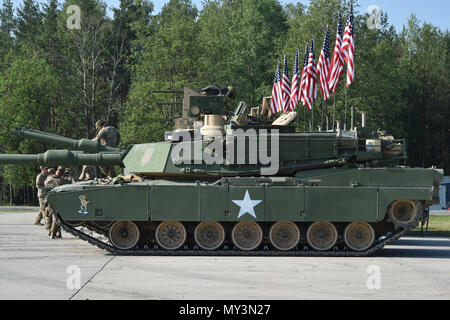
[60,0,114,137]
[120,0,198,145]
[0,0,16,66]
[107,0,154,126]
[398,16,449,172]
[198,0,287,106]
[0,54,60,189]
[15,0,43,52]
[41,0,61,66]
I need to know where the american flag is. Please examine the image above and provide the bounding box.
[341,1,355,86]
[304,38,317,111]
[329,12,344,93]
[270,62,283,114]
[281,55,291,112]
[289,49,300,111]
[316,26,331,100]
[299,44,309,106]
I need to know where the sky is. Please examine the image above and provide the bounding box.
[11,0,450,32]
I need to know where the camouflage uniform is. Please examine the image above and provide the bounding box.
[93,126,120,148]
[64,169,77,184]
[92,123,120,178]
[78,165,97,181]
[34,169,48,225]
[44,172,70,239]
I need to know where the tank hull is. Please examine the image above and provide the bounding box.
[49,167,439,223]
[48,167,442,256]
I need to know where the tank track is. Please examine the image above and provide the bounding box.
[55,215,410,257]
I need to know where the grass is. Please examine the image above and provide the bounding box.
[408,215,450,237]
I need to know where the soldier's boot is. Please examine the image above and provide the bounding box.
[45,218,52,231]
[50,214,60,239]
[55,230,62,238]
[48,223,52,235]
[34,212,43,225]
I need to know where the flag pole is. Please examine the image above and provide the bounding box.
[344,84,348,130]
[333,93,336,130]
[304,106,306,131]
[321,99,324,130]
[333,92,336,131]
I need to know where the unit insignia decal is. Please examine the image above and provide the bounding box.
[78,195,90,216]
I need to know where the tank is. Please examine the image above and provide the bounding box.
[0,86,444,256]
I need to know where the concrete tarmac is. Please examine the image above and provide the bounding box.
[0,210,449,300]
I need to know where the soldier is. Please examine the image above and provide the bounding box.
[92,120,120,148]
[44,167,70,239]
[64,168,76,184]
[78,165,97,181]
[34,166,48,225]
[92,120,120,178]
[43,168,55,232]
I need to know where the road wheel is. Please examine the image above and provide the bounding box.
[156,221,186,250]
[344,222,375,252]
[194,222,225,250]
[232,222,263,251]
[109,221,140,250]
[269,222,300,251]
[306,222,338,251]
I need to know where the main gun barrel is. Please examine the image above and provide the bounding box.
[10,127,122,153]
[0,150,123,166]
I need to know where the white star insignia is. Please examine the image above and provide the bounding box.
[232,190,262,219]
